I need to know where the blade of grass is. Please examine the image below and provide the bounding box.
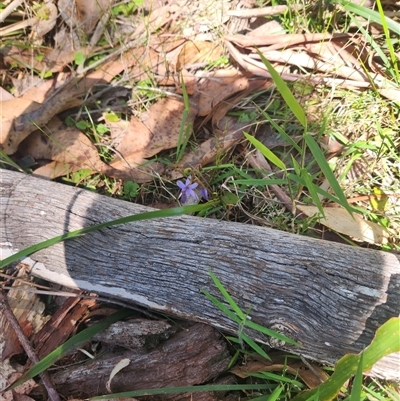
[375,0,400,81]
[335,0,400,35]
[208,271,245,320]
[244,132,286,171]
[301,168,325,217]
[304,134,353,215]
[244,320,300,346]
[201,289,242,325]
[232,179,288,186]
[7,308,133,390]
[90,383,277,399]
[292,317,400,401]
[176,75,192,162]
[241,332,271,360]
[255,104,302,153]
[350,351,364,401]
[0,150,26,172]
[0,201,217,270]
[256,50,307,128]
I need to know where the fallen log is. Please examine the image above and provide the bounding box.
[1,170,399,380]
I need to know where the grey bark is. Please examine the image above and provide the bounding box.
[1,170,399,380]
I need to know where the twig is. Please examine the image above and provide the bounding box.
[227,5,303,18]
[0,0,24,23]
[0,290,61,401]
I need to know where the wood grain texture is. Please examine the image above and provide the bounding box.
[1,170,399,379]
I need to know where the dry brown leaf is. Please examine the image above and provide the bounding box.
[296,364,329,389]
[225,32,351,50]
[20,78,69,103]
[18,117,107,174]
[0,87,14,101]
[31,1,58,39]
[247,20,284,37]
[122,46,169,83]
[176,41,222,71]
[104,160,166,183]
[2,59,130,154]
[197,72,250,116]
[297,205,391,245]
[0,98,42,154]
[30,161,76,179]
[0,2,56,39]
[105,96,199,183]
[230,360,328,389]
[1,267,49,361]
[1,46,76,73]
[112,96,198,161]
[254,48,370,82]
[59,0,112,35]
[168,116,246,180]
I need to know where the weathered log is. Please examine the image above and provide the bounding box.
[1,170,399,380]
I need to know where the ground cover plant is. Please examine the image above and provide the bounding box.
[0,0,399,399]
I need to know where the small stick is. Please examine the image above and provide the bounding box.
[0,290,61,401]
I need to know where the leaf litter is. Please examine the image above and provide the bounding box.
[1,0,400,398]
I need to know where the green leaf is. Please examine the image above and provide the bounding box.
[244,319,300,346]
[244,132,286,171]
[7,309,133,390]
[208,271,245,320]
[335,0,400,34]
[90,384,276,399]
[350,351,364,401]
[0,201,217,270]
[0,150,26,172]
[123,181,140,198]
[241,333,271,360]
[256,50,307,128]
[232,179,287,186]
[74,52,85,66]
[292,317,400,401]
[221,192,240,206]
[76,120,89,130]
[300,168,325,217]
[304,134,353,215]
[201,289,242,325]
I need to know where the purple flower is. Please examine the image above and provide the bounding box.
[177,176,199,204]
[177,176,208,205]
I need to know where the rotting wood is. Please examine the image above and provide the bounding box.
[1,170,399,380]
[49,323,231,400]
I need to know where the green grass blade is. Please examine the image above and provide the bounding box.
[244,132,286,171]
[350,351,364,401]
[300,168,325,217]
[375,0,400,81]
[208,271,246,320]
[232,179,288,186]
[292,317,400,401]
[0,201,216,270]
[241,333,271,361]
[287,173,344,205]
[255,105,302,153]
[176,75,192,162]
[304,134,353,215]
[266,384,284,401]
[7,309,133,390]
[90,383,276,399]
[256,50,307,128]
[0,151,26,172]
[201,289,242,325]
[336,0,400,34]
[244,320,300,346]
